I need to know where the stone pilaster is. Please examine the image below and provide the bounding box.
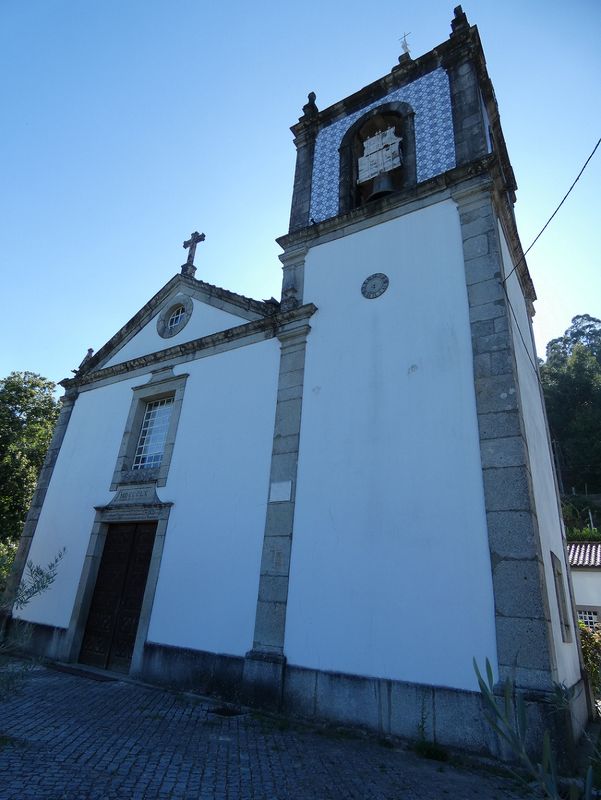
[288,95,319,233]
[452,179,558,692]
[243,309,313,707]
[445,48,488,167]
[1,388,78,621]
[279,243,307,312]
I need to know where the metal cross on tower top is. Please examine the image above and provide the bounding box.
[181,231,205,277]
[399,31,411,57]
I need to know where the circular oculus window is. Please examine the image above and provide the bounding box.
[361,273,389,299]
[157,295,193,338]
[167,305,185,331]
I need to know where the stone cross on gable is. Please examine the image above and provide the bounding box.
[181,231,205,277]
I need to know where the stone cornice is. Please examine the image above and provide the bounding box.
[291,38,453,136]
[493,189,537,307]
[290,23,484,133]
[278,156,536,307]
[73,272,279,380]
[60,304,317,391]
[189,275,279,318]
[277,155,498,250]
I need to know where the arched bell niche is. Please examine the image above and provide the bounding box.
[338,102,416,215]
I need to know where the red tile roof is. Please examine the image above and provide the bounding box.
[568,542,601,568]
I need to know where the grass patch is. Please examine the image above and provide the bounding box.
[377,736,395,749]
[412,739,449,762]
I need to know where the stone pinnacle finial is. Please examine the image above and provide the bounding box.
[450,5,469,36]
[181,231,205,278]
[301,92,318,120]
[79,348,94,368]
[72,347,95,374]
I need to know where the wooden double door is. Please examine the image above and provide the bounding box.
[80,522,157,673]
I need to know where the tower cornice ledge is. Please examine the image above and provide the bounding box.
[277,156,536,308]
[278,156,498,250]
[290,23,480,137]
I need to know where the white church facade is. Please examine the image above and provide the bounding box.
[5,7,587,754]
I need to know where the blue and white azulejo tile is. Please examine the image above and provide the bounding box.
[309,68,455,223]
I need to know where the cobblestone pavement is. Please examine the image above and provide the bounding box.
[0,664,526,799]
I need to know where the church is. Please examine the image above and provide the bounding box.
[5,7,587,755]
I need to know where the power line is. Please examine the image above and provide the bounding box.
[500,281,543,387]
[499,136,601,384]
[503,136,601,286]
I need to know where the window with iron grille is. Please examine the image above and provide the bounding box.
[132,397,174,470]
[111,372,188,490]
[577,609,599,629]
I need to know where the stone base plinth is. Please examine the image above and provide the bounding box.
[242,650,286,710]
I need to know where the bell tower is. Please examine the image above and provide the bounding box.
[243,7,587,754]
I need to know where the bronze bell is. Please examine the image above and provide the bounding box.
[368,172,394,201]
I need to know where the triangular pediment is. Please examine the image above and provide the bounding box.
[73,274,279,378]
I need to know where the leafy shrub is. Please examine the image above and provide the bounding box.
[578,621,601,697]
[0,540,18,596]
[562,498,601,531]
[567,527,601,542]
[13,549,64,609]
[475,658,594,799]
[0,547,65,699]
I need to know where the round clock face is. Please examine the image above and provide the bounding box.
[361,273,389,299]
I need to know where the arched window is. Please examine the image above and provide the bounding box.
[338,102,416,215]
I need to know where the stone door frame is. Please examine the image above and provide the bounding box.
[62,500,172,675]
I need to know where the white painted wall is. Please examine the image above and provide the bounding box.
[284,201,498,690]
[103,296,249,368]
[18,338,279,660]
[572,570,601,608]
[147,339,279,656]
[15,378,138,627]
[501,224,581,686]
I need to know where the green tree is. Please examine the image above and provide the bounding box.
[541,317,601,494]
[0,372,60,545]
[545,314,601,368]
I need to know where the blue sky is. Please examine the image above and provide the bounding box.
[1,0,599,386]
